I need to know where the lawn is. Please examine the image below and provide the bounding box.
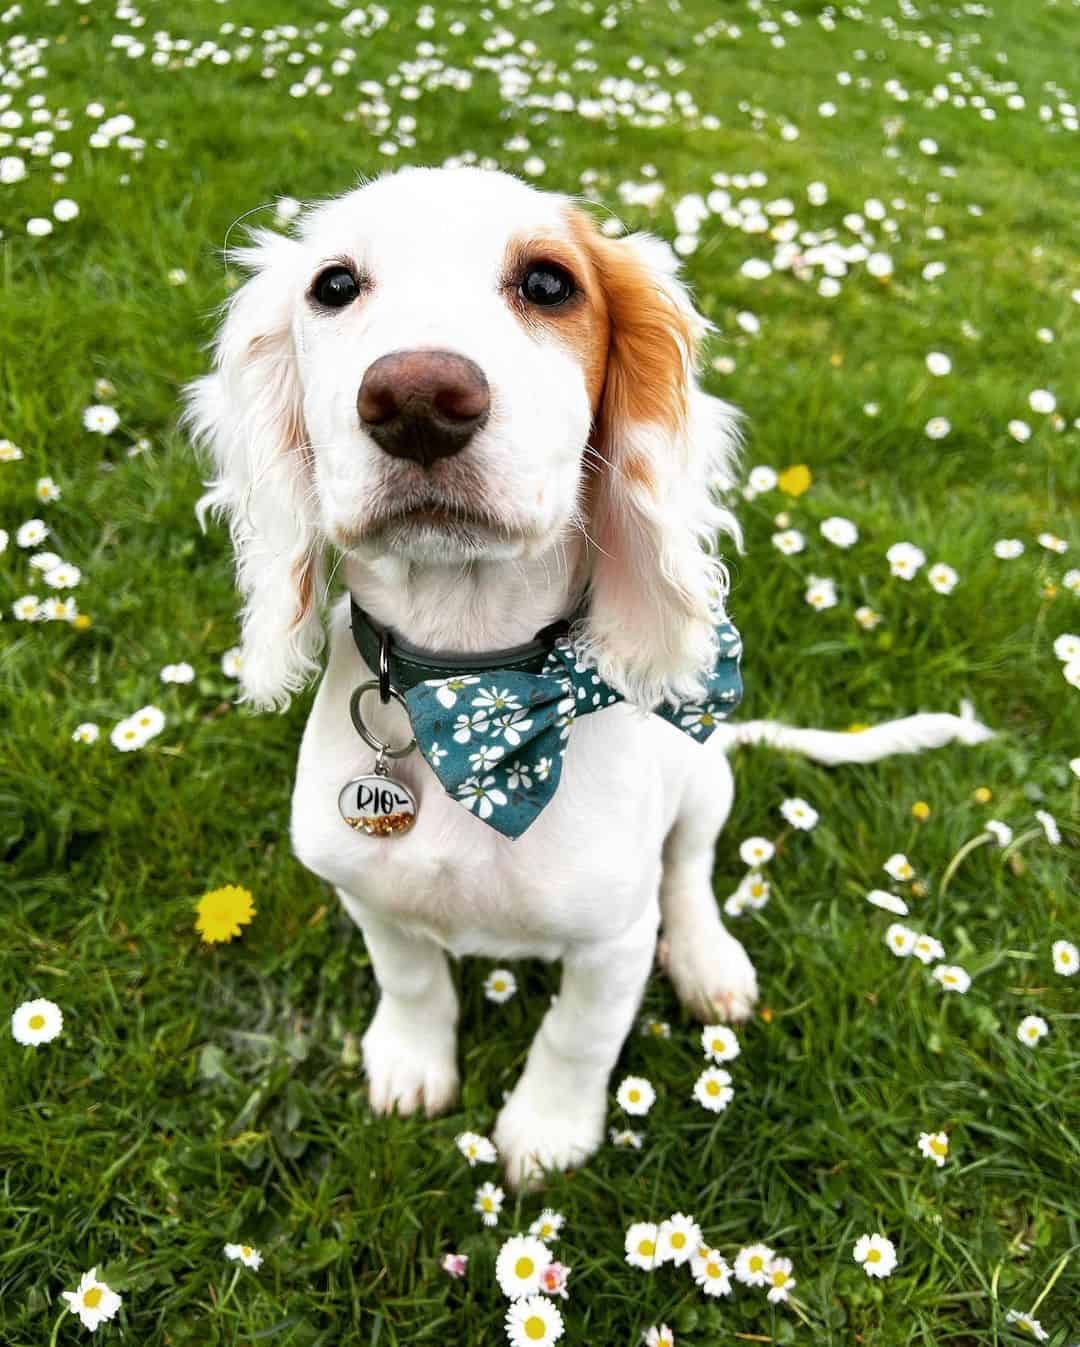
[1,0,1078,1343]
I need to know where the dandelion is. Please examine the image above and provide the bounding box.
[195,884,256,944]
[160,662,196,684]
[656,1213,702,1266]
[912,934,945,965]
[83,405,120,434]
[61,1268,122,1331]
[616,1076,656,1116]
[886,542,926,579]
[917,1131,949,1166]
[739,836,775,866]
[11,997,63,1046]
[780,797,819,830]
[777,463,812,496]
[474,1181,505,1227]
[933,964,971,993]
[867,889,909,916]
[496,1234,552,1299]
[224,1243,263,1269]
[625,1221,661,1270]
[1004,1309,1050,1341]
[693,1067,734,1113]
[1051,939,1078,976]
[886,923,917,957]
[734,1243,775,1287]
[1017,1014,1049,1046]
[691,1247,733,1296]
[529,1210,565,1242]
[71,723,100,745]
[766,1256,796,1303]
[455,1131,497,1166]
[701,1024,740,1063]
[911,801,931,821]
[884,853,915,881]
[928,563,958,594]
[441,1252,468,1278]
[821,515,859,547]
[994,539,1024,559]
[505,1295,564,1346]
[853,1233,897,1277]
[484,968,517,1003]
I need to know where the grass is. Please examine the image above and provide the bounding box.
[1,0,1078,1343]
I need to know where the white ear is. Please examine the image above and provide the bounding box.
[576,228,741,708]
[183,229,325,712]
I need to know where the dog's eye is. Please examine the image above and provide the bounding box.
[521,263,576,307]
[311,266,361,309]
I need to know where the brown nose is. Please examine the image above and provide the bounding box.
[357,349,490,467]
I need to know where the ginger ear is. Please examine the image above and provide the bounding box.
[182,230,325,711]
[574,225,740,707]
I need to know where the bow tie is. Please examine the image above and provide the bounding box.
[391,625,743,839]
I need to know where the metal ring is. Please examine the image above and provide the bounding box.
[378,631,392,704]
[349,681,417,759]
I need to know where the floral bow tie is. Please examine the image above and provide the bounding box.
[402,625,743,839]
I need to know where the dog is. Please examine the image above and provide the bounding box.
[185,166,990,1187]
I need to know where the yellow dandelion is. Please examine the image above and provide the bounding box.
[72,614,92,631]
[777,463,813,497]
[973,786,992,804]
[911,801,931,821]
[195,885,256,944]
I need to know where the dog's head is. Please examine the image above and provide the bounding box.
[185,166,739,710]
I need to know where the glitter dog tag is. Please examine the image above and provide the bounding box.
[338,761,417,837]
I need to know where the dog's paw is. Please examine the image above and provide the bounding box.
[659,922,759,1023]
[494,1076,606,1191]
[362,999,459,1119]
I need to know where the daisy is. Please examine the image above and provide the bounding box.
[1063,570,1080,595]
[734,1243,775,1287]
[1064,660,1080,690]
[933,964,972,993]
[886,923,917,957]
[1028,389,1056,414]
[1017,1014,1048,1046]
[1007,419,1031,442]
[884,852,915,881]
[740,871,771,909]
[771,528,805,554]
[766,1255,796,1303]
[16,518,48,548]
[643,1326,675,1347]
[1035,810,1061,845]
[739,836,775,866]
[505,1295,564,1346]
[195,885,256,944]
[455,1131,497,1166]
[71,723,100,745]
[928,563,958,594]
[691,1247,733,1296]
[0,437,24,460]
[625,1221,661,1270]
[36,476,61,502]
[11,997,63,1046]
[224,1242,262,1269]
[656,1213,702,1266]
[693,1067,734,1113]
[616,1076,656,1115]
[539,1262,570,1299]
[748,465,778,492]
[1004,1309,1049,1341]
[780,796,818,830]
[221,647,243,678]
[701,1024,740,1063]
[924,417,951,440]
[854,605,882,630]
[610,1127,644,1149]
[886,542,926,579]
[160,662,196,684]
[529,1210,565,1242]
[110,717,148,751]
[805,576,838,609]
[30,551,63,572]
[994,538,1024,559]
[1039,532,1068,554]
[641,1019,671,1039]
[853,1233,897,1278]
[986,820,1013,847]
[912,934,945,965]
[61,1268,122,1331]
[44,563,81,589]
[441,1252,468,1278]
[925,351,951,376]
[474,1182,505,1227]
[1054,633,1080,663]
[495,1234,552,1299]
[820,515,858,547]
[867,889,908,916]
[82,404,120,434]
[130,705,166,739]
[1052,939,1078,976]
[484,968,517,1003]
[917,1131,949,1166]
[458,775,507,820]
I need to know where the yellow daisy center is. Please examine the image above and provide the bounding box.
[749,1255,764,1272]
[241,1246,252,1258]
[628,1089,640,1102]
[670,1232,686,1249]
[28,1013,45,1030]
[706,1080,721,1096]
[482,1198,494,1211]
[944,974,957,986]
[83,1288,103,1309]
[867,1248,881,1263]
[930,1137,948,1156]
[750,883,764,896]
[711,1038,724,1051]
[515,1257,534,1279]
[638,1239,655,1257]
[524,1316,546,1341]
[493,980,505,992]
[706,1262,721,1278]
[541,1224,552,1237]
[773,1270,788,1287]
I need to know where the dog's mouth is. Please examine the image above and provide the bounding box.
[348,497,523,554]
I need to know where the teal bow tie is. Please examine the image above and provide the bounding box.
[389,624,743,839]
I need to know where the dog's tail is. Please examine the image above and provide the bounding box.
[712,700,993,765]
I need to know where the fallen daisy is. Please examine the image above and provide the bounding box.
[656,1213,702,1266]
[694,1067,734,1113]
[11,997,63,1046]
[62,1268,122,1331]
[456,1131,497,1166]
[474,1182,505,1227]
[868,889,908,916]
[701,1024,740,1063]
[853,1232,897,1278]
[616,1075,656,1115]
[224,1242,262,1270]
[917,1131,950,1167]
[495,1234,551,1299]
[734,1243,775,1287]
[932,964,972,994]
[505,1294,564,1346]
[1051,939,1078,976]
[1004,1309,1049,1341]
[1016,1014,1049,1046]
[986,820,1013,847]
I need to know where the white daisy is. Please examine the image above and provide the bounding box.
[11,997,63,1046]
[986,820,1013,847]
[616,1075,656,1116]
[1016,1014,1049,1046]
[529,1210,565,1243]
[853,1233,897,1278]
[766,1255,796,1303]
[691,1246,733,1296]
[643,1326,675,1347]
[484,969,517,1003]
[739,871,771,909]
[928,563,958,594]
[748,465,778,492]
[610,1127,644,1149]
[1038,532,1068,554]
[993,538,1024,559]
[820,515,859,547]
[912,934,945,965]
[71,723,100,745]
[221,647,243,678]
[495,1234,552,1299]
[771,528,806,554]
[1028,389,1056,414]
[110,718,149,752]
[780,796,819,830]
[130,705,166,739]
[1004,1310,1049,1341]
[455,1131,497,1166]
[886,923,917,957]
[1035,810,1061,845]
[855,605,882,630]
[625,1221,661,1270]
[656,1213,702,1267]
[693,1067,734,1113]
[36,476,61,502]
[1054,633,1080,663]
[474,1181,505,1227]
[701,1024,740,1063]
[925,351,951,376]
[1063,570,1080,595]
[867,889,908,916]
[933,964,972,993]
[0,437,24,460]
[16,518,49,548]
[13,595,43,622]
[1052,939,1078,976]
[61,1268,122,1331]
[925,416,951,440]
[1007,419,1031,443]
[886,541,926,579]
[160,662,196,684]
[739,836,775,866]
[505,1295,564,1346]
[224,1242,263,1269]
[734,1243,775,1287]
[82,404,120,434]
[917,1131,949,1166]
[884,852,915,881]
[44,563,81,589]
[805,576,838,609]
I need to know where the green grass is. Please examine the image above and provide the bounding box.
[1,0,1078,1343]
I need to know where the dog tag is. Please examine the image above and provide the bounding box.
[338,762,417,837]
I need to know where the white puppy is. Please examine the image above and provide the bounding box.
[186,167,989,1187]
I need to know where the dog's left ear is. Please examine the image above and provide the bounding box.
[574,222,741,708]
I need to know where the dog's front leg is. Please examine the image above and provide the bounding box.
[494,903,659,1190]
[337,892,460,1119]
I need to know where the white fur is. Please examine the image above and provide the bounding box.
[187,167,991,1188]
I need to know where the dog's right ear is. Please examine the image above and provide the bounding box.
[183,229,325,712]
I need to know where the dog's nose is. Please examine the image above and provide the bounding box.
[357,349,490,466]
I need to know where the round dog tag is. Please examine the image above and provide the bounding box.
[338,772,417,837]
